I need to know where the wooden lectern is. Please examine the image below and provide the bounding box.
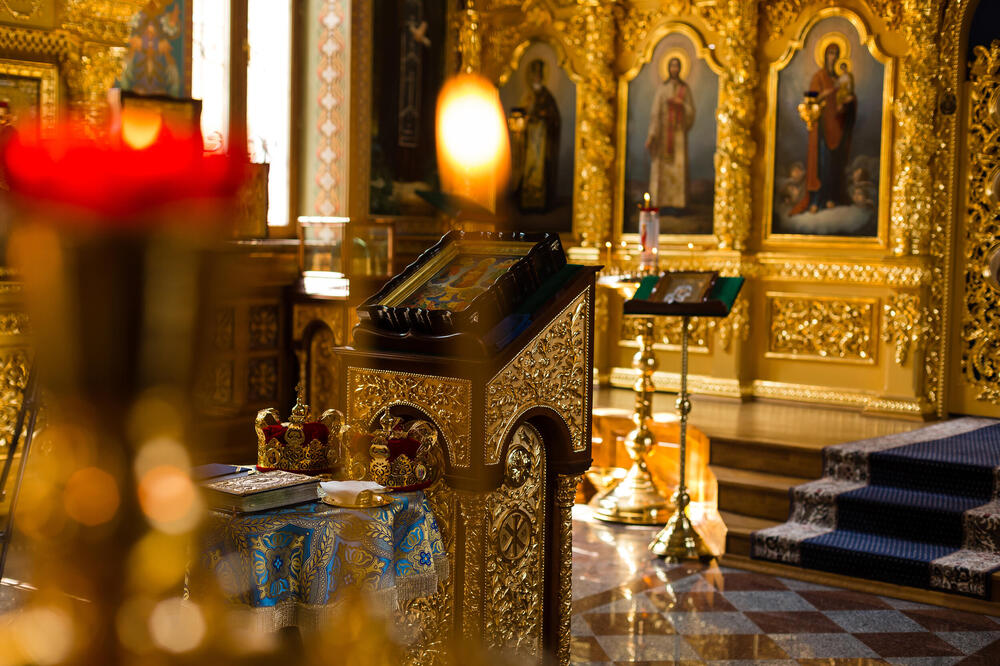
[335,231,596,665]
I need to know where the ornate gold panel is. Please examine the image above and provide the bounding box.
[956,42,1000,405]
[484,289,590,465]
[347,367,473,468]
[766,293,878,364]
[484,423,545,657]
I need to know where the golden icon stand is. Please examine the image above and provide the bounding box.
[648,315,711,561]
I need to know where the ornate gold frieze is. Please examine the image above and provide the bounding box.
[751,379,927,415]
[484,289,589,465]
[767,293,878,363]
[756,257,931,287]
[761,0,905,42]
[569,0,616,247]
[881,293,927,366]
[609,367,744,398]
[618,1,697,56]
[957,41,1000,405]
[554,473,579,666]
[620,315,712,353]
[62,0,146,45]
[347,367,473,468]
[484,424,544,657]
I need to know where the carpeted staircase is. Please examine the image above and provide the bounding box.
[752,418,1000,599]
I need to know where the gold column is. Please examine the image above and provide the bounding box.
[890,0,943,256]
[711,0,758,251]
[571,0,617,248]
[555,473,581,666]
[459,0,482,74]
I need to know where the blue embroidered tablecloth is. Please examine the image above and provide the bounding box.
[195,490,448,630]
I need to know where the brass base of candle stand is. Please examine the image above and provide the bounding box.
[648,490,712,562]
[589,446,673,525]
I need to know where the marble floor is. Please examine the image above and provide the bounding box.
[571,506,1000,665]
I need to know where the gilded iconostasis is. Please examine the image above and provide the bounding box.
[453,0,1000,422]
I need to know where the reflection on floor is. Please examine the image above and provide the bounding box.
[572,506,1000,665]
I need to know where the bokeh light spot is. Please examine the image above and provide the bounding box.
[63,467,119,526]
[148,598,205,653]
[138,464,201,533]
[13,605,75,665]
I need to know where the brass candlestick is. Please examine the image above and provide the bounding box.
[649,316,710,560]
[591,315,672,524]
[797,92,824,131]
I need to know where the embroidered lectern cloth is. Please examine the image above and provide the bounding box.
[195,490,448,631]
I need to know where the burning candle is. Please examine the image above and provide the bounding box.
[436,73,510,214]
[639,192,659,272]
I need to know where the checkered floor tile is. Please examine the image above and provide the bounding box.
[571,506,1000,665]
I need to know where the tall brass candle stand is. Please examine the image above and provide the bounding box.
[591,311,672,525]
[649,315,709,560]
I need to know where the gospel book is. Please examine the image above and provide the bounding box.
[200,469,319,513]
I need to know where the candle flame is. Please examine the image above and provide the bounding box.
[121,106,164,150]
[436,74,510,213]
[643,192,651,206]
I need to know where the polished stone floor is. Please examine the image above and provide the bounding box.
[571,506,1000,665]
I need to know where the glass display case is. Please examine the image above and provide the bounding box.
[351,219,395,278]
[297,216,349,296]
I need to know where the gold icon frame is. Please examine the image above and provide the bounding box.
[614,21,724,250]
[761,7,895,250]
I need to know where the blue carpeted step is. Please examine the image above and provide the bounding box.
[836,485,984,547]
[870,422,1000,499]
[799,530,953,591]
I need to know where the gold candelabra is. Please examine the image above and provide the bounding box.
[649,315,710,561]
[797,92,824,131]
[590,314,673,524]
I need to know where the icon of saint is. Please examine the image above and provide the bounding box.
[646,56,695,213]
[510,59,561,213]
[790,40,858,215]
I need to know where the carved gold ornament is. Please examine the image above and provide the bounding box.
[767,293,877,363]
[957,42,1000,404]
[484,424,544,656]
[505,445,531,487]
[484,289,590,465]
[881,293,928,366]
[347,367,473,467]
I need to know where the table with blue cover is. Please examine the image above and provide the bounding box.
[195,490,448,631]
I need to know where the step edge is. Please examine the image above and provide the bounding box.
[722,553,1000,609]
